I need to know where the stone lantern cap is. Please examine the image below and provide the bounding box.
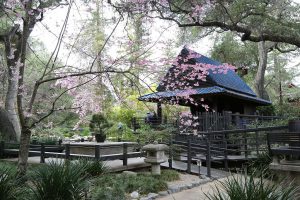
[142,142,169,151]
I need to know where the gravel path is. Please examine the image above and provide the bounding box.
[158,175,227,200]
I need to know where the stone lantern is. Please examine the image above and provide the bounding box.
[142,141,168,175]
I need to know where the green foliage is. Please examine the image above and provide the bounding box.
[28,161,90,200]
[106,106,136,127]
[91,182,126,200]
[0,162,30,200]
[137,124,174,144]
[157,169,180,182]
[247,152,273,178]
[106,123,136,141]
[256,105,276,116]
[30,136,59,145]
[206,174,299,200]
[89,113,111,136]
[75,159,108,177]
[92,173,168,197]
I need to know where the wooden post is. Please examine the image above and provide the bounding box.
[40,143,45,163]
[244,132,248,159]
[168,135,173,169]
[65,143,70,160]
[95,145,100,160]
[123,143,128,166]
[187,139,192,173]
[132,117,137,132]
[157,102,162,124]
[255,131,259,155]
[235,112,240,128]
[223,133,229,171]
[0,141,5,158]
[206,135,211,177]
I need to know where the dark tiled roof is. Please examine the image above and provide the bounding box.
[195,55,256,96]
[139,86,271,105]
[157,48,256,97]
[140,48,271,106]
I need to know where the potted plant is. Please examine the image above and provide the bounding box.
[89,113,110,143]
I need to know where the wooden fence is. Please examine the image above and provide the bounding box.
[170,125,288,177]
[132,112,284,133]
[0,125,290,178]
[0,142,143,166]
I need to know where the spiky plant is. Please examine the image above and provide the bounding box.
[0,163,29,200]
[76,158,108,177]
[28,161,90,200]
[206,174,299,200]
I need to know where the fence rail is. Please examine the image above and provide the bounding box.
[169,126,288,177]
[0,142,144,166]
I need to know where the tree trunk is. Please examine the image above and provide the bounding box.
[17,128,31,174]
[5,65,21,141]
[2,27,22,141]
[254,41,269,99]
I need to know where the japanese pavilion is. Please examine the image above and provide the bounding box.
[138,48,271,119]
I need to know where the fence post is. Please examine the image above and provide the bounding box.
[206,135,211,177]
[0,141,5,158]
[40,143,45,163]
[168,134,173,169]
[255,131,259,155]
[132,117,137,132]
[65,143,70,160]
[244,132,248,159]
[123,143,128,166]
[95,145,100,160]
[234,112,240,128]
[223,133,229,171]
[187,139,192,173]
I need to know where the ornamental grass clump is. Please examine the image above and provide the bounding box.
[76,158,108,177]
[28,161,91,200]
[206,174,299,200]
[0,163,29,200]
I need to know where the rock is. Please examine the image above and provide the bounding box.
[147,193,159,199]
[186,183,193,189]
[123,171,137,176]
[158,191,169,197]
[130,191,139,199]
[168,185,181,193]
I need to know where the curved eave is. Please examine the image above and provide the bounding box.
[138,86,271,106]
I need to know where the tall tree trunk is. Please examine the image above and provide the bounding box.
[17,129,31,175]
[254,41,269,99]
[3,29,22,141]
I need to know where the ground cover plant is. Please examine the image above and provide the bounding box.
[0,160,180,200]
[91,169,180,199]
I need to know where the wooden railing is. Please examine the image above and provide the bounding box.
[0,142,144,166]
[132,112,284,133]
[170,126,288,177]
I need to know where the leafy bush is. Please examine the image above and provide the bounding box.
[106,123,136,141]
[28,161,91,200]
[206,174,299,200]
